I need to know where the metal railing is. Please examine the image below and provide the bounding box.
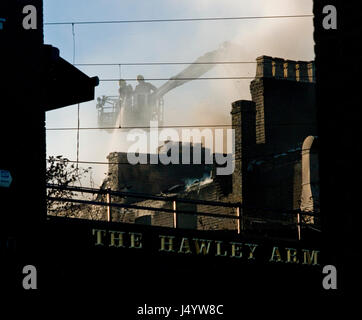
[46,184,319,239]
[47,184,243,233]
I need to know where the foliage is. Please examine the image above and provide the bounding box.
[46,155,91,217]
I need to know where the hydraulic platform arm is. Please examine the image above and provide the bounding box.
[154,42,234,99]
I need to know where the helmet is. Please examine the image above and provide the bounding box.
[137,75,144,81]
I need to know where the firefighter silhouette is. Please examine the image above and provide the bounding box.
[118,79,133,107]
[133,75,157,124]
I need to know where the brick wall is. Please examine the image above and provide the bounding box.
[106,150,211,195]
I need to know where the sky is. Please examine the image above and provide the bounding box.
[44,0,314,188]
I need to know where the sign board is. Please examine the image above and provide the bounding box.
[46,216,321,268]
[0,169,12,188]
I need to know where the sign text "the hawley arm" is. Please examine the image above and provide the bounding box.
[92,229,320,266]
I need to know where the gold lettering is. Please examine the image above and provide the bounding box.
[302,249,320,266]
[92,229,106,246]
[129,232,143,249]
[193,238,212,255]
[159,235,175,252]
[230,242,243,258]
[178,237,192,254]
[245,243,258,260]
[285,247,299,264]
[215,240,227,257]
[109,230,125,248]
[269,246,283,262]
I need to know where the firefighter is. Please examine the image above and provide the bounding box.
[133,75,157,122]
[96,95,107,110]
[134,75,157,95]
[118,79,133,106]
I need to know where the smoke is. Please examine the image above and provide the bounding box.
[163,0,314,127]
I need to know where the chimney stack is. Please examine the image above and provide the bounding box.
[254,56,315,83]
[231,100,256,202]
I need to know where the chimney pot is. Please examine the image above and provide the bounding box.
[256,56,273,78]
[272,58,285,79]
[296,61,309,82]
[308,61,316,82]
[284,60,297,81]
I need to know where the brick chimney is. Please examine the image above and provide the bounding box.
[231,100,256,202]
[250,55,316,150]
